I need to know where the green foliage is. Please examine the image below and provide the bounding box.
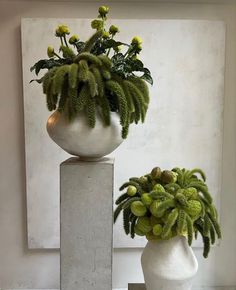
[52,65,70,95]
[68,63,78,88]
[162,209,179,239]
[105,80,128,126]
[123,208,131,234]
[75,52,102,67]
[60,45,76,59]
[83,30,103,52]
[114,166,221,258]
[30,5,153,139]
[86,97,96,127]
[78,60,89,82]
[177,209,186,235]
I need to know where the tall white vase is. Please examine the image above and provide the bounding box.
[141,236,198,290]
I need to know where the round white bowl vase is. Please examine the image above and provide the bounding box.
[46,110,123,160]
[141,236,198,290]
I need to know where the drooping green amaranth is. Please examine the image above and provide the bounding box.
[114,166,222,258]
[31,5,153,139]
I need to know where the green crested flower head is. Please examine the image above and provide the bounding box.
[153,224,163,236]
[109,25,119,35]
[114,166,221,259]
[151,167,162,180]
[141,193,153,206]
[98,5,109,17]
[131,201,147,217]
[69,34,79,44]
[47,46,54,58]
[55,24,70,36]
[91,19,104,31]
[131,36,142,45]
[102,31,110,39]
[127,185,137,196]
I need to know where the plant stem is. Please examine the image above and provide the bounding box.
[53,52,62,59]
[107,35,114,57]
[63,35,68,47]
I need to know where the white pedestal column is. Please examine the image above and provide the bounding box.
[60,157,114,290]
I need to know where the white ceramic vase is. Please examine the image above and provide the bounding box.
[46,110,123,160]
[141,236,198,290]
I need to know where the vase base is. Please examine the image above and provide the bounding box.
[79,156,104,162]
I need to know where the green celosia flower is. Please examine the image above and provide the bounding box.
[139,176,148,184]
[150,215,161,226]
[134,225,145,236]
[69,34,79,44]
[98,5,109,17]
[141,193,152,206]
[109,25,119,35]
[91,19,104,31]
[150,200,160,217]
[186,200,202,218]
[131,201,147,217]
[55,24,70,36]
[153,183,165,192]
[161,170,176,183]
[127,185,137,196]
[136,217,152,233]
[151,167,162,180]
[153,224,163,236]
[47,46,54,58]
[183,187,198,199]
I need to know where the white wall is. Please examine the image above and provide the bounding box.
[0,1,236,289]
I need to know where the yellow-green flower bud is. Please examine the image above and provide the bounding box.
[127,185,137,196]
[136,217,152,233]
[139,176,148,184]
[131,36,142,45]
[183,187,198,199]
[131,201,147,217]
[151,167,162,180]
[146,232,159,241]
[91,19,104,31]
[103,31,110,39]
[150,200,160,217]
[55,24,70,36]
[69,34,79,44]
[153,224,163,236]
[185,200,202,218]
[150,215,161,227]
[98,5,109,17]
[141,193,152,206]
[161,170,175,184]
[109,25,119,35]
[153,184,165,192]
[137,44,142,50]
[134,225,145,236]
[131,55,139,60]
[47,46,54,58]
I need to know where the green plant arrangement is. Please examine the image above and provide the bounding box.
[114,166,221,258]
[31,6,153,139]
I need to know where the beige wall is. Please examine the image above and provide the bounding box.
[0,1,236,289]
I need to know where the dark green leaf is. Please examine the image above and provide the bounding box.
[30,59,69,75]
[141,73,153,85]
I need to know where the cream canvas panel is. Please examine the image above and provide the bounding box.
[21,19,225,248]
